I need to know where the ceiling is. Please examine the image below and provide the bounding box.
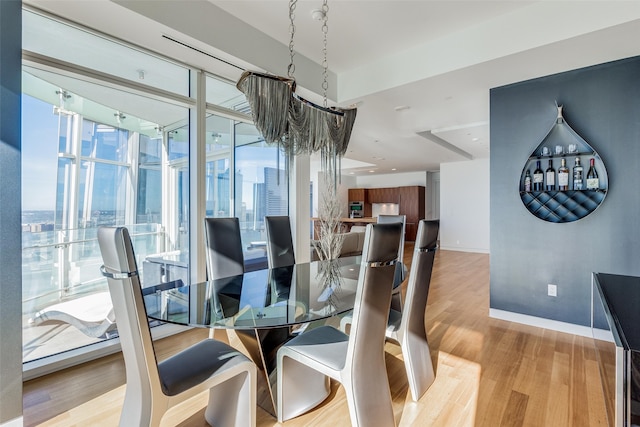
[25,0,640,175]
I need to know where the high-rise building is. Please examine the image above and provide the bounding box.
[264,167,287,216]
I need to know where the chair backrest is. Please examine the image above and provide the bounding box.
[402,220,439,337]
[347,222,402,369]
[97,226,161,396]
[265,216,295,268]
[204,217,245,280]
[377,214,406,262]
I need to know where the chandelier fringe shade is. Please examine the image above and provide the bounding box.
[236,71,357,157]
[288,93,357,157]
[236,71,296,144]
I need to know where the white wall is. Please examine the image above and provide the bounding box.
[440,158,490,253]
[426,171,441,220]
[310,160,357,218]
[355,171,426,188]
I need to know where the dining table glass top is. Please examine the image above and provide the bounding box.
[144,256,364,330]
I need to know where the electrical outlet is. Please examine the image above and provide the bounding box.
[548,284,557,297]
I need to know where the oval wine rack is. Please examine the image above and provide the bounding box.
[519,105,608,223]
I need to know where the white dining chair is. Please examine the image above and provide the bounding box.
[98,226,256,427]
[377,214,407,311]
[276,222,402,426]
[388,219,438,400]
[340,219,439,401]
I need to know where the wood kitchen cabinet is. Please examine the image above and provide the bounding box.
[399,186,425,241]
[347,185,425,241]
[348,188,367,203]
[366,187,399,204]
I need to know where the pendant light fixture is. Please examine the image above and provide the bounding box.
[236,0,357,188]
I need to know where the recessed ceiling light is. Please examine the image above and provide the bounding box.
[391,168,397,171]
[368,170,375,173]
[349,172,355,175]
[472,137,479,142]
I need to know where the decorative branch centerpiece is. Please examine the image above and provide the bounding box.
[315,169,345,260]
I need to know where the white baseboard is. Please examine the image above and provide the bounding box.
[1,416,23,427]
[439,246,490,254]
[489,308,613,342]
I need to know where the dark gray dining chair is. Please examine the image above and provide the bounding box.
[204,217,245,280]
[98,226,256,427]
[264,215,295,268]
[204,217,262,366]
[276,222,402,426]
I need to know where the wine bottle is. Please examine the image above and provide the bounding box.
[573,157,583,190]
[533,160,544,191]
[586,158,599,190]
[545,159,555,191]
[524,170,532,192]
[558,158,569,191]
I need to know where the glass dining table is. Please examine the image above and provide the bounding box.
[144,256,365,416]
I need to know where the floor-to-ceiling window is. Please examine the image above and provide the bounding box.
[205,75,290,270]
[21,7,289,371]
[21,68,190,362]
[21,8,193,364]
[235,122,288,270]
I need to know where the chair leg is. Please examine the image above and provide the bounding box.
[342,369,395,427]
[119,387,163,427]
[205,368,256,427]
[402,334,435,402]
[277,354,330,422]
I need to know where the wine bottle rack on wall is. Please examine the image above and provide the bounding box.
[519,105,608,223]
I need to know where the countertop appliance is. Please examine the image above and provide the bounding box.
[349,201,364,218]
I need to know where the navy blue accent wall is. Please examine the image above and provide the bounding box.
[490,56,640,328]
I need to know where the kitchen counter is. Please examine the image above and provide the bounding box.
[311,217,377,238]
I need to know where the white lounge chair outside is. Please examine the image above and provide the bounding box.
[28,292,116,338]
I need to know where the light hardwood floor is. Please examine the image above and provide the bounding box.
[23,248,614,426]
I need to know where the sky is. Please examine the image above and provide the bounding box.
[21,94,286,215]
[21,94,59,211]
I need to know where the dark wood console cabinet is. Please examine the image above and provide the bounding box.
[593,273,640,426]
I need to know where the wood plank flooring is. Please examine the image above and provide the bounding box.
[23,248,614,426]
